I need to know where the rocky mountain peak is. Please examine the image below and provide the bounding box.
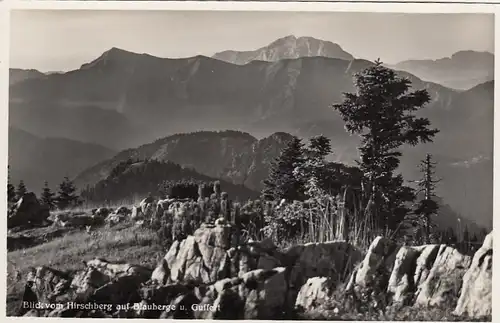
[212,35,354,65]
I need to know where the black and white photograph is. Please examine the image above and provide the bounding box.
[5,7,494,321]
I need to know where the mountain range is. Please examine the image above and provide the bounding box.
[74,130,294,192]
[9,68,46,85]
[210,35,493,91]
[8,127,116,192]
[212,35,354,65]
[81,158,260,204]
[391,50,494,90]
[8,35,494,229]
[8,49,456,150]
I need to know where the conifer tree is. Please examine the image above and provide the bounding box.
[333,59,439,232]
[461,225,471,252]
[16,180,27,200]
[470,233,479,252]
[294,135,333,197]
[262,137,306,201]
[446,227,458,245]
[414,153,440,243]
[56,176,79,210]
[40,181,56,210]
[7,166,16,203]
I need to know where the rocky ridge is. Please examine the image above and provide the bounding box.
[16,197,492,319]
[212,35,354,65]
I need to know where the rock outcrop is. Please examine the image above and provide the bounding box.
[346,236,399,292]
[16,227,493,320]
[8,193,50,229]
[131,206,144,220]
[53,214,104,228]
[340,235,480,315]
[19,266,72,316]
[114,206,131,216]
[139,197,155,217]
[414,245,471,307]
[453,231,493,318]
[164,223,233,284]
[195,267,289,319]
[285,241,363,306]
[295,277,334,310]
[94,207,110,217]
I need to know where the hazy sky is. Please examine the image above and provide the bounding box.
[10,10,494,72]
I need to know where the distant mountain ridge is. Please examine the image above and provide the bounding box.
[8,127,116,193]
[9,40,493,229]
[391,50,494,90]
[81,158,260,204]
[212,35,354,65]
[9,68,46,85]
[74,130,294,193]
[9,49,455,151]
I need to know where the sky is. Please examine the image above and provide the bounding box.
[10,10,494,73]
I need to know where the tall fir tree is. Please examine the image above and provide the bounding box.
[16,180,27,200]
[294,135,333,198]
[413,153,440,243]
[40,181,56,210]
[7,166,16,203]
[56,176,79,210]
[333,59,439,232]
[262,136,306,201]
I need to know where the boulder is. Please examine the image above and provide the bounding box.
[8,193,50,229]
[346,236,399,292]
[105,213,127,226]
[222,239,283,279]
[165,224,231,284]
[346,236,473,309]
[247,238,283,271]
[19,266,72,316]
[19,260,152,318]
[135,219,147,227]
[70,266,111,301]
[95,208,110,217]
[131,206,143,220]
[156,199,173,217]
[454,232,492,318]
[138,283,198,318]
[54,215,104,228]
[287,241,363,291]
[114,206,131,216]
[140,197,155,215]
[414,245,471,307]
[195,267,288,320]
[384,244,443,305]
[150,258,170,285]
[285,241,363,308]
[295,277,333,310]
[89,275,144,307]
[84,258,152,282]
[159,292,200,319]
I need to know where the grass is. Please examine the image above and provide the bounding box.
[6,220,165,316]
[268,194,378,252]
